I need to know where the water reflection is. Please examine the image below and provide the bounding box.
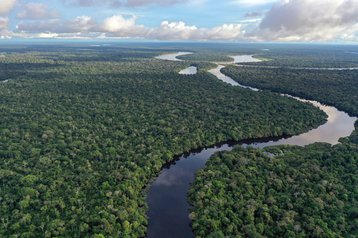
[230,55,262,63]
[147,145,233,238]
[237,64,358,71]
[208,65,259,91]
[148,53,357,238]
[179,66,197,75]
[155,52,193,61]
[244,104,356,148]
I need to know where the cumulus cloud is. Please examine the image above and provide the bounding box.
[9,0,358,42]
[148,21,199,40]
[0,17,11,38]
[147,21,244,40]
[255,0,358,41]
[16,15,147,39]
[205,24,244,40]
[0,0,14,38]
[15,14,245,41]
[101,15,148,37]
[16,15,96,34]
[0,16,8,30]
[102,15,136,32]
[0,0,17,15]
[17,3,59,20]
[69,16,96,32]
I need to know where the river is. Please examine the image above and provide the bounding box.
[236,64,358,71]
[179,66,197,75]
[147,53,357,238]
[155,52,193,61]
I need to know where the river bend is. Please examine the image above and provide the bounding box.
[147,53,357,238]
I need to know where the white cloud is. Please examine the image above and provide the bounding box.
[15,14,245,41]
[16,16,96,34]
[0,16,8,30]
[102,15,137,32]
[147,21,244,41]
[204,24,243,40]
[36,32,59,38]
[9,0,358,42]
[15,15,147,39]
[69,16,96,32]
[0,0,13,38]
[0,0,17,16]
[255,0,358,42]
[17,3,59,20]
[0,16,11,38]
[101,15,149,37]
[148,21,199,40]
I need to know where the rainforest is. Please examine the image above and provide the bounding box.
[0,43,357,238]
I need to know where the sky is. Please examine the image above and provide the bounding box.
[0,0,358,42]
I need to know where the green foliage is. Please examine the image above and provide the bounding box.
[191,48,358,238]
[223,65,358,116]
[247,45,358,68]
[189,133,358,237]
[0,46,326,237]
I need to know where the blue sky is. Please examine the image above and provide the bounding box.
[57,1,272,27]
[0,0,358,42]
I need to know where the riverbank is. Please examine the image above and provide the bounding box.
[147,52,357,238]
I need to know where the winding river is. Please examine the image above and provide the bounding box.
[147,53,357,238]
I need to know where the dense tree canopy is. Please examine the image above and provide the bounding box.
[190,49,358,238]
[189,123,358,238]
[223,65,358,116]
[0,45,326,237]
